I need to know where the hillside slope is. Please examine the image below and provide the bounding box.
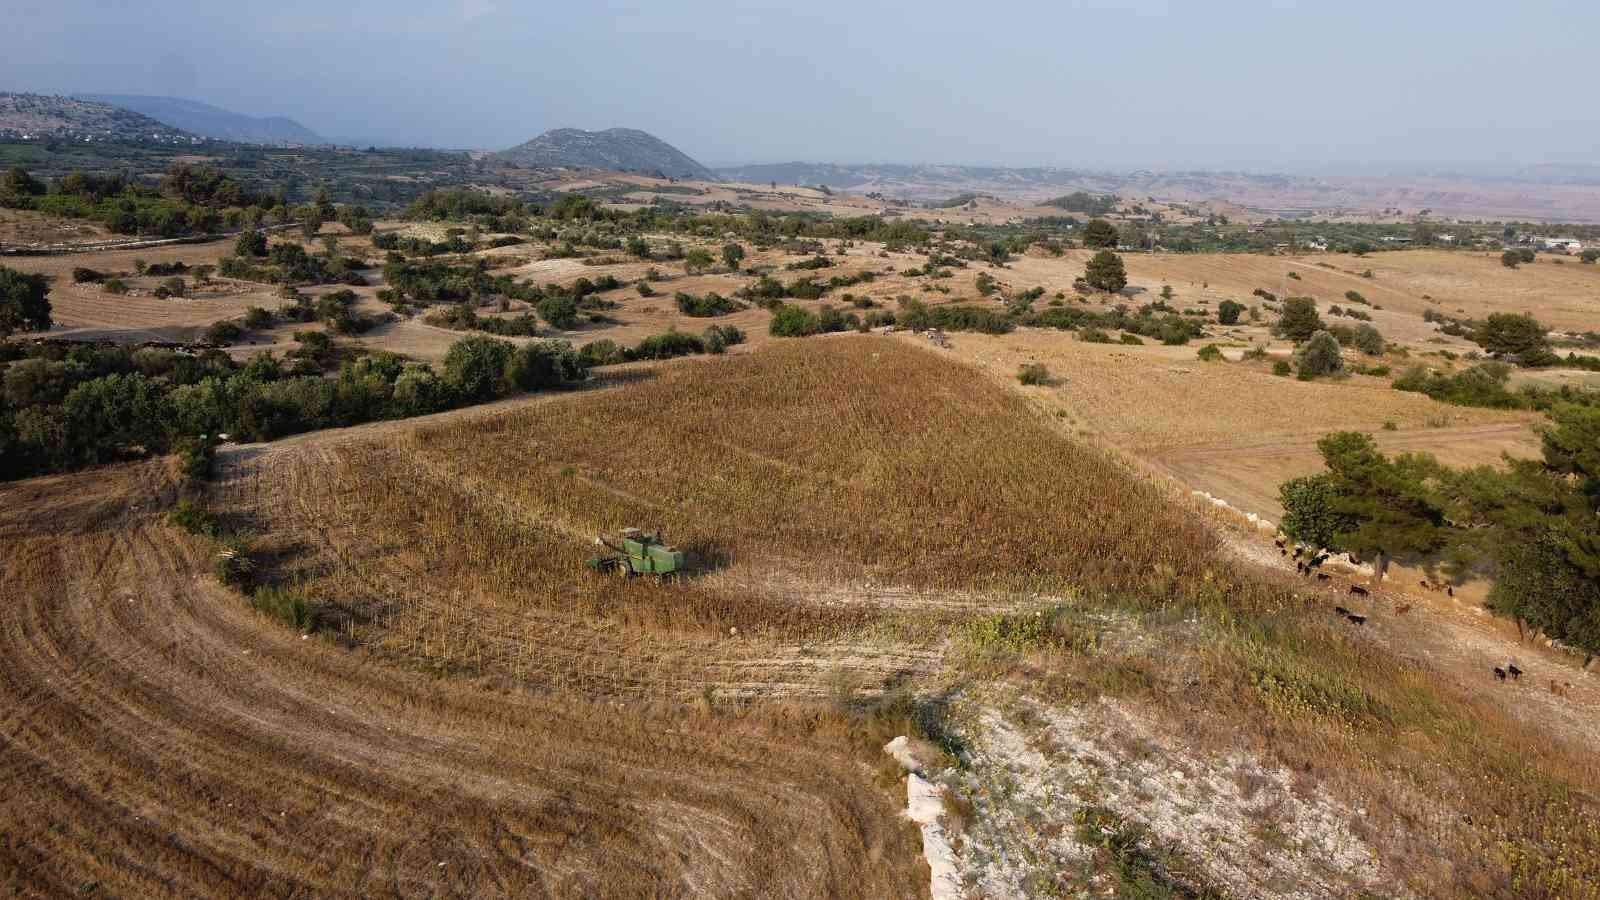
[0,93,201,144]
[81,94,325,145]
[496,127,713,179]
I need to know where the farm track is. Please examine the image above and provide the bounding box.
[0,463,927,896]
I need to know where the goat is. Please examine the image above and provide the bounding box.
[1310,554,1328,568]
[1447,586,1454,598]
[1316,572,1331,581]
[1279,548,1287,557]
[1420,579,1432,591]
[1493,667,1507,681]
[1550,680,1570,698]
[1345,613,1367,625]
[1274,537,1286,549]
[1507,663,1522,680]
[1334,605,1351,617]
[1349,585,1371,597]
[1395,604,1412,615]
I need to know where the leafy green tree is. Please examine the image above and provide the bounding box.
[1442,404,1600,658]
[1275,297,1324,342]
[1295,331,1344,378]
[58,373,173,468]
[1313,432,1449,584]
[721,242,746,271]
[1582,249,1599,264]
[1216,299,1245,325]
[1083,251,1127,292]
[1081,219,1119,249]
[1279,474,1360,550]
[683,248,714,274]
[504,340,584,391]
[235,227,268,258]
[1501,250,1523,269]
[2,167,45,197]
[537,295,579,330]
[1472,312,1548,363]
[769,303,819,337]
[443,335,516,403]
[0,266,51,337]
[626,236,651,259]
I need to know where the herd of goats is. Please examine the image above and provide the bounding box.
[1270,535,1569,693]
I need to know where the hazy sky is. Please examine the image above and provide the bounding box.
[7,0,1595,170]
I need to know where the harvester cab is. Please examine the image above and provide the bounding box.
[586,527,686,578]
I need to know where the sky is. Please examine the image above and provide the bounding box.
[6,0,1595,171]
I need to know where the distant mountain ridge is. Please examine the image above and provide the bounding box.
[495,128,713,180]
[0,92,202,144]
[79,94,326,145]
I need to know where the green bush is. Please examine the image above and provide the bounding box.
[443,334,517,402]
[1197,344,1224,362]
[769,303,820,337]
[1079,328,1113,344]
[632,331,705,359]
[169,497,218,536]
[1017,363,1050,385]
[1217,299,1245,325]
[1119,333,1144,346]
[1352,324,1385,355]
[675,291,741,317]
[1295,331,1344,378]
[1273,359,1292,376]
[204,320,244,346]
[250,585,316,631]
[1276,297,1324,342]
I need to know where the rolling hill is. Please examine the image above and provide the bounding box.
[0,93,201,144]
[495,128,714,180]
[80,95,326,145]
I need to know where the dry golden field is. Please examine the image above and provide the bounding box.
[5,340,1600,895]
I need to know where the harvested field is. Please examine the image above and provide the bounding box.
[0,460,927,897]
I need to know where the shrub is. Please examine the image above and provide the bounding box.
[71,267,105,284]
[1273,359,1292,376]
[632,331,705,359]
[172,434,217,481]
[250,585,316,631]
[161,277,187,298]
[1119,333,1144,346]
[578,339,626,368]
[1352,324,1385,355]
[1078,328,1113,344]
[1295,331,1344,378]
[1217,299,1245,325]
[1196,344,1224,362]
[1017,363,1050,385]
[675,291,741,317]
[1275,297,1324,342]
[769,303,820,337]
[242,306,275,331]
[702,324,746,354]
[537,295,580,330]
[504,340,584,391]
[169,497,218,536]
[204,320,244,346]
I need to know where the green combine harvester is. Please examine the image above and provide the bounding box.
[586,528,686,577]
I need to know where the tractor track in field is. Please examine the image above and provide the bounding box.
[0,462,928,897]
